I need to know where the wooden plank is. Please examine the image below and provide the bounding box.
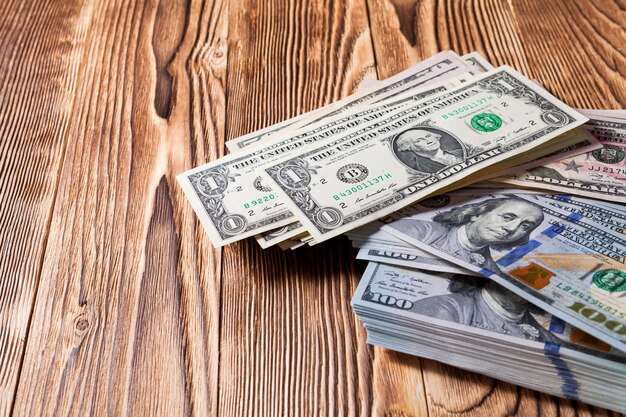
[5,1,624,416]
[219,0,378,415]
[509,0,626,109]
[11,0,227,415]
[0,1,94,414]
[365,0,531,79]
[370,348,429,417]
[365,0,626,416]
[364,0,428,77]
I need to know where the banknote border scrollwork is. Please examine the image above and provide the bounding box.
[478,72,575,128]
[189,167,293,239]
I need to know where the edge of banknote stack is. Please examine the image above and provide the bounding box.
[177,50,626,412]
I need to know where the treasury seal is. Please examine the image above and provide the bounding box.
[471,113,502,132]
[592,145,625,165]
[593,269,626,293]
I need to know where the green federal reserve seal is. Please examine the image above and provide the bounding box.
[471,113,502,132]
[593,269,626,293]
[592,144,626,165]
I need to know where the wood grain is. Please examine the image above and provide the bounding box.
[10,0,227,415]
[370,348,429,417]
[365,0,531,78]
[219,0,377,415]
[0,1,93,414]
[1,0,625,416]
[509,0,626,109]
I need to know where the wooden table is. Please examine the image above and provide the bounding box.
[2,0,625,416]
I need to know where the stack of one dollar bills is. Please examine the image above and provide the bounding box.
[178,51,626,411]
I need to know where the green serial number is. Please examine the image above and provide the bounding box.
[243,194,277,209]
[332,173,392,201]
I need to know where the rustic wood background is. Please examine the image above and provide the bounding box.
[1,0,625,416]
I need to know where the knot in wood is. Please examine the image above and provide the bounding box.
[210,41,227,66]
[75,318,89,332]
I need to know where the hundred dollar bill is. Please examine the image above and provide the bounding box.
[356,248,473,274]
[225,51,470,152]
[349,188,546,274]
[487,112,626,202]
[539,194,626,236]
[354,262,626,364]
[381,192,626,352]
[350,193,519,275]
[178,77,468,246]
[261,67,589,244]
[352,262,626,411]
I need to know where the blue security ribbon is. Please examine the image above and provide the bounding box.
[475,211,583,400]
[554,195,572,202]
[548,316,566,334]
[496,240,543,267]
[544,316,579,400]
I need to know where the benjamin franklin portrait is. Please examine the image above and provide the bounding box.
[411,275,558,342]
[387,197,544,274]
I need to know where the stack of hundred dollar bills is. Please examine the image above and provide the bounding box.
[177,51,626,411]
[349,189,626,411]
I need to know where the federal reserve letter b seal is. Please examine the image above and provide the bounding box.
[337,164,369,184]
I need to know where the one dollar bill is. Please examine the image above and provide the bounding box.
[177,80,459,246]
[262,67,588,243]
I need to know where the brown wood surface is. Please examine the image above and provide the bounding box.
[0,0,624,416]
[0,1,94,415]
